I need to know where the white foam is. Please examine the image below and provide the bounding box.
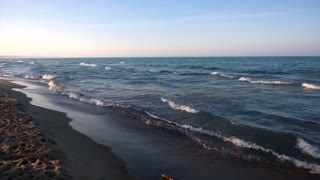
[220,74,234,78]
[120,62,125,64]
[161,97,199,113]
[1,74,14,77]
[180,124,320,174]
[302,83,320,90]
[239,77,289,85]
[42,74,56,80]
[296,138,320,159]
[83,98,105,106]
[105,66,112,70]
[18,60,23,62]
[24,75,39,80]
[67,92,81,99]
[48,80,62,91]
[211,72,220,75]
[80,63,97,67]
[211,72,234,78]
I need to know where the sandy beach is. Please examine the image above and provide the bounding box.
[0,79,132,180]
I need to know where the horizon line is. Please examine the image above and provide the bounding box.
[1,55,320,59]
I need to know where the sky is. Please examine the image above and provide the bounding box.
[0,0,319,57]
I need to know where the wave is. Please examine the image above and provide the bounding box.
[177,125,320,174]
[42,74,56,80]
[63,91,130,108]
[211,72,234,78]
[105,66,112,70]
[239,77,290,85]
[24,75,40,80]
[302,83,320,90]
[161,97,199,113]
[296,138,320,159]
[0,74,14,77]
[48,80,62,91]
[80,63,97,67]
[144,112,320,174]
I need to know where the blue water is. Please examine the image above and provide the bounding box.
[1,57,320,174]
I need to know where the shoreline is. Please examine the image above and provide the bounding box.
[2,78,319,180]
[0,79,132,180]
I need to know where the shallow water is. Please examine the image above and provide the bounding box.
[2,57,320,175]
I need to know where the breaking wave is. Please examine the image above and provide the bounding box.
[0,74,14,77]
[105,66,112,70]
[48,80,62,91]
[302,83,320,90]
[24,75,40,80]
[80,63,97,67]
[296,138,320,159]
[161,97,199,113]
[42,74,56,80]
[211,72,234,78]
[144,113,320,174]
[239,77,289,85]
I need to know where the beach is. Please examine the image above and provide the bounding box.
[1,76,319,180]
[0,79,132,179]
[1,57,320,179]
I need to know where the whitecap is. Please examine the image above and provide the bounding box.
[80,63,97,67]
[180,124,320,174]
[302,83,320,90]
[1,74,14,77]
[24,75,39,80]
[42,74,56,80]
[105,66,112,70]
[211,72,234,78]
[161,97,199,113]
[145,111,320,174]
[66,92,81,100]
[48,80,62,91]
[239,77,289,85]
[296,138,320,159]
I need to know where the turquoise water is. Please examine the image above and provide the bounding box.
[1,57,320,174]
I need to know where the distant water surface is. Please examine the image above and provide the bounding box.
[1,57,320,174]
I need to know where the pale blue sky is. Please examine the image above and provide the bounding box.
[0,0,319,57]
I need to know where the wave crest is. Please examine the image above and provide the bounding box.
[211,72,234,78]
[296,138,320,159]
[42,74,56,80]
[48,80,62,91]
[0,74,14,77]
[25,75,40,80]
[144,113,320,174]
[302,83,320,90]
[80,63,97,67]
[161,97,199,113]
[239,77,289,85]
[180,124,320,174]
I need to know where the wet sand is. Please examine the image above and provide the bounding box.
[0,79,132,180]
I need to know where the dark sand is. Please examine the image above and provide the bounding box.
[0,79,132,180]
